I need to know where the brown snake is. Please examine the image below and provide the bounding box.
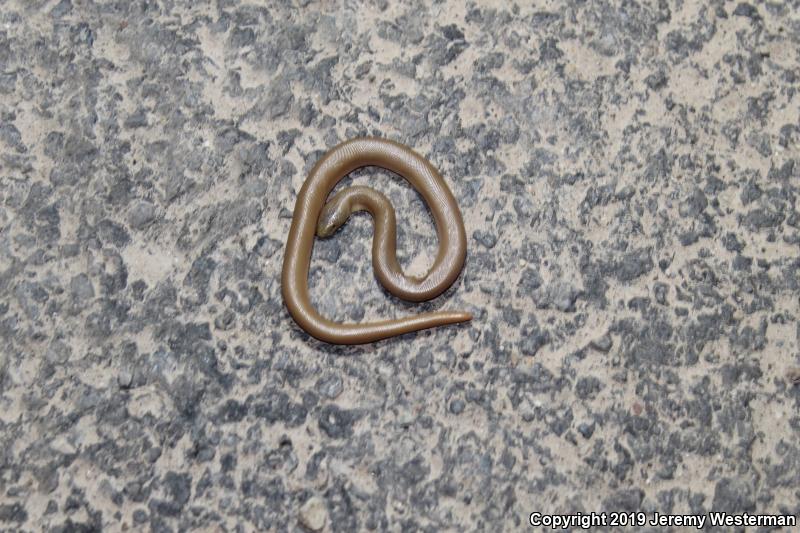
[281,137,471,344]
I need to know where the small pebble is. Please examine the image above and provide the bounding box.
[589,334,613,353]
[299,496,327,532]
[117,369,133,389]
[449,398,465,414]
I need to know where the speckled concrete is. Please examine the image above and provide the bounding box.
[1,1,799,531]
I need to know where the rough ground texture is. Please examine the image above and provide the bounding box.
[1,0,799,531]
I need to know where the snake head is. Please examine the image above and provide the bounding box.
[316,199,350,238]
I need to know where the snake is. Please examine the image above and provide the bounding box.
[281,137,471,344]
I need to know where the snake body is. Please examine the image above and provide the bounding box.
[281,137,471,344]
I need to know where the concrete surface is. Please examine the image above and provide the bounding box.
[1,0,799,531]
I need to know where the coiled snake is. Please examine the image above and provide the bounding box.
[281,138,471,344]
